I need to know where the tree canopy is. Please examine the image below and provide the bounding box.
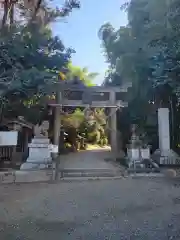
[99,0,180,148]
[100,0,180,100]
[65,62,98,86]
[0,0,80,123]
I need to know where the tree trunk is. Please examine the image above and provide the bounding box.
[2,0,9,27]
[30,0,42,23]
[9,1,14,25]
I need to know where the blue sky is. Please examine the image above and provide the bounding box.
[52,0,128,85]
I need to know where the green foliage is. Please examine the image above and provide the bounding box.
[66,62,98,86]
[99,0,180,120]
[99,137,108,147]
[62,107,108,146]
[87,130,101,144]
[102,137,108,145]
[0,0,81,123]
[0,26,70,95]
[99,0,180,148]
[0,25,73,123]
[62,109,84,129]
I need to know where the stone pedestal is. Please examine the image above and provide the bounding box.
[153,108,180,165]
[127,147,142,168]
[20,138,52,170]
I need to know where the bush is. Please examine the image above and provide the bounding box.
[102,137,108,145]
[87,130,101,144]
[99,138,104,146]
[99,137,108,146]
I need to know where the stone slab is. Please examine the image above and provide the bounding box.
[130,173,164,178]
[0,172,16,184]
[20,161,52,170]
[14,171,51,183]
[25,157,52,163]
[60,176,123,182]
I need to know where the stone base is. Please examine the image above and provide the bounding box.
[20,159,52,170]
[20,137,52,170]
[152,149,180,165]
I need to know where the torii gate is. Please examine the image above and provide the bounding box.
[48,82,131,157]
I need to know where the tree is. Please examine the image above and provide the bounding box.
[65,62,98,86]
[59,62,107,148]
[99,0,180,149]
[0,1,80,123]
[0,25,71,122]
[0,0,80,27]
[61,107,107,150]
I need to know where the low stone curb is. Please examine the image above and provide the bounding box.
[0,170,53,184]
[0,170,127,184]
[60,176,124,182]
[129,173,164,178]
[1,170,178,184]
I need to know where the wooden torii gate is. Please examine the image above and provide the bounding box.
[48,82,131,157]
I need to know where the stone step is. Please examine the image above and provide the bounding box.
[59,168,122,178]
[60,176,123,181]
[61,172,119,178]
[59,168,120,172]
[129,173,164,178]
[128,168,161,174]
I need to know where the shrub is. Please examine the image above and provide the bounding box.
[102,137,108,145]
[87,130,101,144]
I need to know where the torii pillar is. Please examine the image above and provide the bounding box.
[53,91,62,180]
[109,90,117,156]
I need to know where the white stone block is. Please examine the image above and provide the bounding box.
[158,108,170,153]
[48,144,59,153]
[0,131,18,146]
[131,149,140,160]
[141,148,150,159]
[29,148,51,158]
[127,148,140,160]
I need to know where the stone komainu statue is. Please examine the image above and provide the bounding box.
[34,121,49,138]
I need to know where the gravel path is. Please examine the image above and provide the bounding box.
[1,178,180,239]
[59,148,114,170]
